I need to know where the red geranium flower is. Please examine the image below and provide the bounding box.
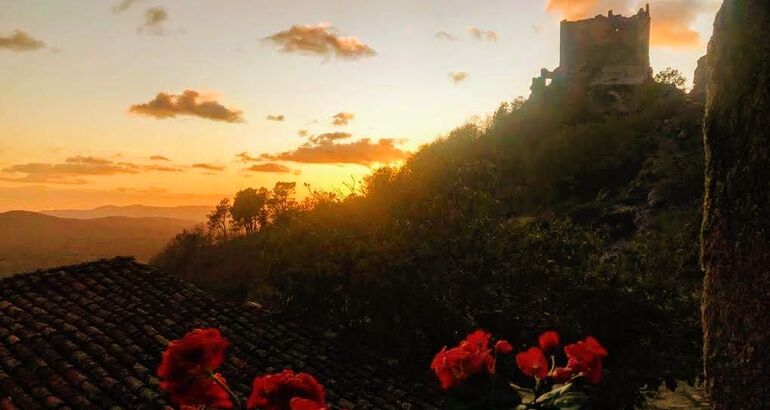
[157,328,233,409]
[246,369,326,410]
[289,398,328,410]
[538,331,561,352]
[549,366,575,383]
[515,347,548,380]
[430,329,496,390]
[564,336,608,384]
[494,340,513,355]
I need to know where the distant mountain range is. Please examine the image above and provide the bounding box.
[0,210,200,276]
[43,204,213,222]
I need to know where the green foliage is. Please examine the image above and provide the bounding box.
[153,82,705,408]
[654,68,688,91]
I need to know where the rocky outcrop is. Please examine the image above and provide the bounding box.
[691,55,710,102]
[701,1,770,408]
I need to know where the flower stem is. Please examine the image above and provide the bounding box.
[208,370,242,409]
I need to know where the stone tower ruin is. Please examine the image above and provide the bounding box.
[532,5,652,94]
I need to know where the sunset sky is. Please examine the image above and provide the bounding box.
[0,0,720,211]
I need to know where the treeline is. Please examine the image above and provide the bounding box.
[153,72,704,409]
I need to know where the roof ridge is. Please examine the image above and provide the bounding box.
[0,256,145,283]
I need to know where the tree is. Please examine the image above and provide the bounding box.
[267,181,298,223]
[654,67,687,91]
[701,1,770,408]
[231,188,268,234]
[207,198,231,242]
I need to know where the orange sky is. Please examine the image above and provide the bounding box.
[0,0,719,211]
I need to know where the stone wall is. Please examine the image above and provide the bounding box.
[558,6,652,87]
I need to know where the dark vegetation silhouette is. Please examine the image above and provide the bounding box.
[153,71,704,408]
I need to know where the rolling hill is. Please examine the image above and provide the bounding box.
[42,204,212,222]
[0,211,199,276]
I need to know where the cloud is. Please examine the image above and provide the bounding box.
[261,137,410,166]
[237,152,269,163]
[129,89,244,123]
[150,155,171,161]
[113,0,141,13]
[545,0,718,48]
[546,0,601,20]
[449,71,470,84]
[245,163,292,173]
[0,30,47,52]
[651,0,718,47]
[468,26,498,42]
[266,114,286,121]
[0,155,194,184]
[331,112,355,126]
[140,7,169,35]
[192,163,225,172]
[143,164,183,172]
[435,31,457,41]
[1,156,140,185]
[309,132,352,144]
[265,23,376,60]
[298,129,309,137]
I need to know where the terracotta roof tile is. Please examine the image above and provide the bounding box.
[0,258,444,409]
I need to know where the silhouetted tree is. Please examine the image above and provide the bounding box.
[654,67,687,91]
[231,188,268,234]
[268,182,297,223]
[701,1,770,408]
[207,198,231,242]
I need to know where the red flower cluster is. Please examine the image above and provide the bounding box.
[515,331,608,385]
[431,329,608,407]
[246,369,326,410]
[538,330,560,352]
[430,330,512,390]
[515,347,548,379]
[157,328,335,410]
[157,328,233,409]
[561,336,608,384]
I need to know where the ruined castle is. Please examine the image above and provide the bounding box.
[532,5,652,94]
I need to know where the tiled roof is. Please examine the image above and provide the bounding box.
[0,258,444,409]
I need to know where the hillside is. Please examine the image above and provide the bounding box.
[153,78,705,409]
[0,211,198,276]
[43,204,212,222]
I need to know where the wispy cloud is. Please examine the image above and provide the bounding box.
[236,152,261,163]
[449,71,470,84]
[112,0,141,13]
[129,90,244,123]
[331,112,355,126]
[143,164,183,172]
[149,155,171,161]
[139,7,169,35]
[309,132,352,144]
[265,23,376,60]
[0,155,181,184]
[468,26,498,42]
[266,114,286,122]
[0,30,47,52]
[245,163,292,173]
[192,163,225,172]
[435,31,457,41]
